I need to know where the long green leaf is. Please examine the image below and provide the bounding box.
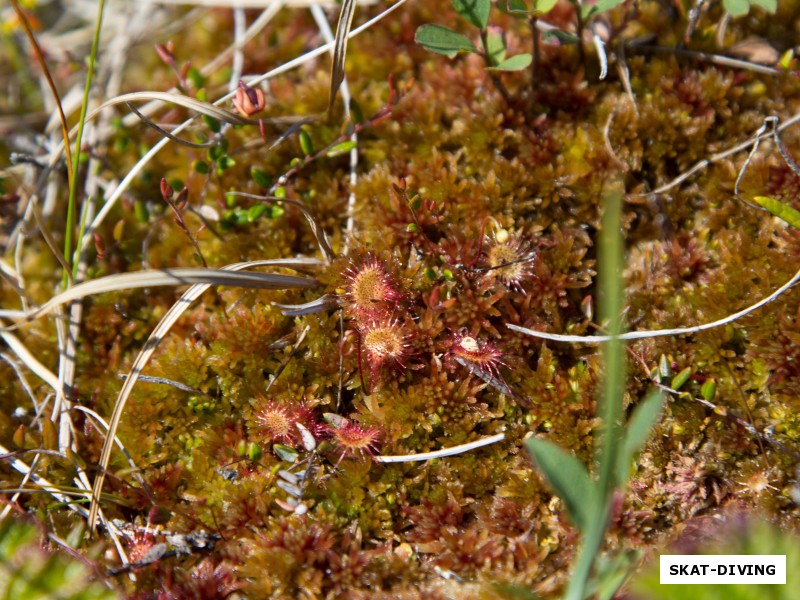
[526,437,597,533]
[616,390,664,485]
[754,196,800,228]
[564,186,626,600]
[415,24,476,58]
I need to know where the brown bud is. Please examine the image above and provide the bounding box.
[233,81,265,117]
[160,178,173,200]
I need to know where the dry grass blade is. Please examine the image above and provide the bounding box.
[91,91,295,128]
[507,263,800,344]
[10,0,74,186]
[0,440,93,524]
[4,267,319,330]
[375,434,505,463]
[328,0,357,115]
[87,258,322,532]
[126,102,216,148]
[0,321,60,390]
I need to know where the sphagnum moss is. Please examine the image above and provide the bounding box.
[4,0,800,598]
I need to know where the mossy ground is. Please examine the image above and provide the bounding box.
[3,1,800,598]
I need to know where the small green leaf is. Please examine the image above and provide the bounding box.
[496,0,530,17]
[247,442,262,461]
[701,379,717,402]
[723,0,751,16]
[658,354,671,380]
[208,145,225,161]
[299,130,314,156]
[486,53,532,71]
[582,0,624,18]
[251,167,272,189]
[273,444,298,463]
[246,204,267,222]
[192,160,209,175]
[327,140,357,157]
[216,156,235,173]
[526,437,597,533]
[134,200,149,223]
[670,367,692,390]
[616,390,664,485]
[750,0,776,11]
[534,0,559,12]
[201,114,220,133]
[451,0,491,29]
[753,196,800,228]
[266,204,284,219]
[780,49,795,70]
[541,29,580,45]
[415,24,476,58]
[186,66,205,89]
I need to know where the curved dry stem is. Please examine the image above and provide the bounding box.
[375,434,506,463]
[2,266,320,331]
[508,263,800,344]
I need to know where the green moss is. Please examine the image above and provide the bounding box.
[7,0,800,597]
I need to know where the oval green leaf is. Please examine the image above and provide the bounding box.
[451,0,491,29]
[723,0,751,16]
[750,0,777,12]
[670,367,692,390]
[415,24,477,58]
[534,0,559,13]
[526,437,597,533]
[486,29,506,66]
[327,140,357,157]
[486,53,532,71]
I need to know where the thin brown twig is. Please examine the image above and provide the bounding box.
[10,0,74,186]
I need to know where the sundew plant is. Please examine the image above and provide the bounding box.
[2,0,800,598]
